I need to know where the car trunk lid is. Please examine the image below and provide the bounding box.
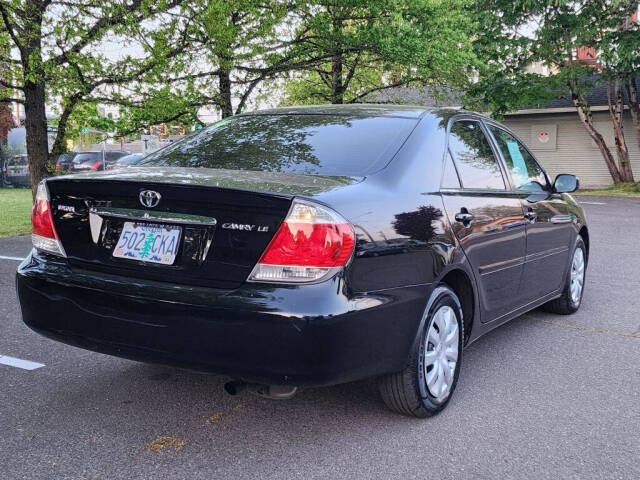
[46,167,359,289]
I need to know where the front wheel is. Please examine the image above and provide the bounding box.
[379,286,463,418]
[542,236,587,315]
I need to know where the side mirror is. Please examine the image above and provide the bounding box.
[553,174,579,193]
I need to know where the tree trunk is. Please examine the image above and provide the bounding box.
[49,100,78,161]
[330,17,344,104]
[22,1,48,198]
[24,81,49,197]
[219,69,233,118]
[607,78,634,182]
[570,84,623,184]
[625,78,640,151]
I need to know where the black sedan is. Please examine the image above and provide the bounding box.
[71,151,130,171]
[3,153,30,187]
[16,105,588,417]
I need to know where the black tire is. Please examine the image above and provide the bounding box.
[542,236,587,315]
[379,286,464,418]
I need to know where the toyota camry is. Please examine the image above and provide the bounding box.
[16,105,588,417]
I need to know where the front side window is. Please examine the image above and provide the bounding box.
[489,126,548,192]
[448,120,505,190]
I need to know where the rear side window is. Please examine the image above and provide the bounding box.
[448,120,505,190]
[488,126,548,192]
[441,153,461,189]
[141,114,418,176]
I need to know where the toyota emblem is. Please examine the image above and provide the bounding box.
[139,190,161,208]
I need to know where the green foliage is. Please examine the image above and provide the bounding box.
[0,188,32,238]
[282,0,478,104]
[1,0,201,159]
[282,63,386,105]
[469,0,639,114]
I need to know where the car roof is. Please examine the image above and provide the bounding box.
[242,104,451,119]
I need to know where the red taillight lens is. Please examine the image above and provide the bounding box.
[249,200,355,283]
[31,181,66,257]
[91,161,101,170]
[260,222,354,267]
[32,184,57,239]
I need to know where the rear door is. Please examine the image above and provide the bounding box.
[440,118,527,322]
[485,124,573,302]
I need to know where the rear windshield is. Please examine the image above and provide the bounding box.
[73,152,102,163]
[140,114,418,176]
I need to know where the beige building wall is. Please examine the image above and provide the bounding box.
[502,111,640,188]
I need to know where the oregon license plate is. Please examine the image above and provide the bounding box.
[113,222,181,265]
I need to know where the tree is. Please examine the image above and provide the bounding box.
[282,0,477,105]
[393,205,443,243]
[0,0,191,196]
[592,3,639,183]
[163,0,349,118]
[627,77,640,150]
[50,0,344,146]
[599,9,640,155]
[471,0,639,184]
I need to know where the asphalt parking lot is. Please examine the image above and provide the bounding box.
[1,195,639,480]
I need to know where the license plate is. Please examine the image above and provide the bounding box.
[8,167,27,175]
[113,222,181,265]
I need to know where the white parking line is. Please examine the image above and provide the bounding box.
[0,255,25,261]
[0,355,45,371]
[580,201,607,205]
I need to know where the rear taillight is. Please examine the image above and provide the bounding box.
[32,181,66,257]
[248,199,355,284]
[91,161,101,170]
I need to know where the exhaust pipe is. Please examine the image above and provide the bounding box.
[223,381,247,396]
[224,381,298,400]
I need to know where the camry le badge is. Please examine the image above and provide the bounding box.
[222,223,269,232]
[139,190,161,208]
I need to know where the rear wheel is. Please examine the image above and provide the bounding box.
[542,237,586,315]
[379,286,463,417]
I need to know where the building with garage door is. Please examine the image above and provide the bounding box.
[500,81,640,188]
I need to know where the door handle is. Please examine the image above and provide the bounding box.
[455,211,474,225]
[524,209,536,222]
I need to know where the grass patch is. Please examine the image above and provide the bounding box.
[574,182,640,197]
[0,188,32,238]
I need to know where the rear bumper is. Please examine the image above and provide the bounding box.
[16,250,428,386]
[5,174,30,187]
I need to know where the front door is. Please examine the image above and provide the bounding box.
[486,124,573,302]
[440,119,527,323]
